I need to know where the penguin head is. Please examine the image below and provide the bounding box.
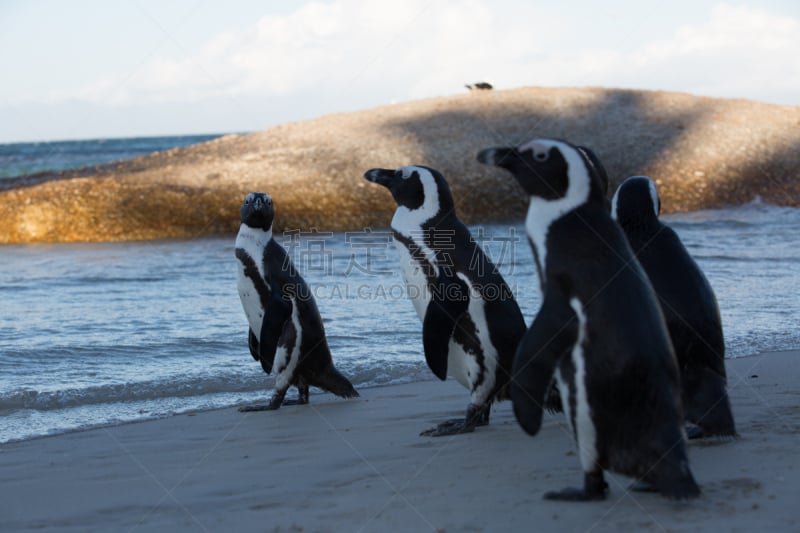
[611,175,661,226]
[364,165,455,223]
[239,192,275,230]
[477,138,608,205]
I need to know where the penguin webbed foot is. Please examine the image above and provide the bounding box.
[646,460,702,500]
[630,479,701,500]
[238,402,281,412]
[239,386,308,412]
[239,394,285,411]
[544,471,608,502]
[280,386,309,406]
[279,397,308,406]
[685,367,737,438]
[420,418,475,437]
[629,480,658,492]
[686,422,738,441]
[543,487,607,502]
[419,404,490,437]
[685,424,705,440]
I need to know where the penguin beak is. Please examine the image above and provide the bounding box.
[363,168,396,189]
[477,147,516,168]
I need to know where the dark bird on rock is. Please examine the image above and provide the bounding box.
[466,82,493,91]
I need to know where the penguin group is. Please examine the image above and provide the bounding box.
[234,135,736,502]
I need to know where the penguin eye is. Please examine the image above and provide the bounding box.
[534,150,549,162]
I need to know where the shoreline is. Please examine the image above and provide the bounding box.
[1,349,798,531]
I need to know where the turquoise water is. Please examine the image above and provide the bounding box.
[0,200,798,443]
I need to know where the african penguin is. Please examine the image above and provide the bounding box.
[612,175,736,439]
[235,192,358,411]
[364,165,527,436]
[477,139,700,501]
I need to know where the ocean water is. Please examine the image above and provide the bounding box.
[1,200,798,443]
[0,134,224,179]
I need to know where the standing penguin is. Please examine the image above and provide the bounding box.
[364,165,527,436]
[477,139,700,501]
[235,192,358,411]
[612,176,736,439]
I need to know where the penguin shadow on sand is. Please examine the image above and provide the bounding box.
[234,192,359,411]
[364,165,559,437]
[478,137,701,501]
[611,176,737,441]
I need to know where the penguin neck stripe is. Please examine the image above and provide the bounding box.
[392,170,441,239]
[235,226,273,282]
[610,176,660,221]
[610,188,620,220]
[525,141,591,279]
[648,179,660,216]
[236,225,272,245]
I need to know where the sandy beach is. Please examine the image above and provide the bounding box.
[1,350,798,532]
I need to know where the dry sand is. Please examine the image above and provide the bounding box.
[2,86,799,243]
[1,350,798,532]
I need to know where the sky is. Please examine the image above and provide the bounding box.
[1,0,798,143]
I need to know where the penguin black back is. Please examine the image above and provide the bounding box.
[364,165,527,436]
[478,139,700,501]
[612,176,735,438]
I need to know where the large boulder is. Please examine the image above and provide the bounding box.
[2,86,798,243]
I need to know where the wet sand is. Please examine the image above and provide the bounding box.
[1,350,798,532]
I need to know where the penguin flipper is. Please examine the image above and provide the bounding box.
[422,271,470,380]
[511,295,578,436]
[259,289,292,374]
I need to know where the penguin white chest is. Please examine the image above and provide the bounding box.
[235,225,272,337]
[392,237,434,320]
[447,276,498,398]
[236,268,265,336]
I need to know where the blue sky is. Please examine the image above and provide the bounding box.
[1,0,798,143]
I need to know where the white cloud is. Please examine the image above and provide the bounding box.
[568,3,800,102]
[60,1,800,110]
[658,4,796,55]
[631,4,800,100]
[62,0,560,107]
